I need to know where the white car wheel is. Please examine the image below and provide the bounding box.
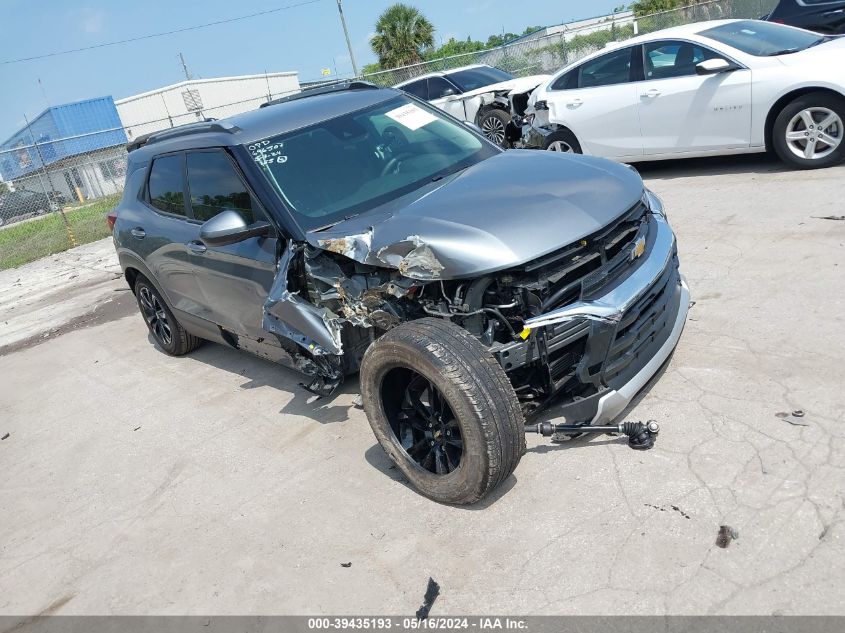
[547,140,575,153]
[785,107,843,161]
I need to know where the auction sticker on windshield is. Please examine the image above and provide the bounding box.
[385,103,437,131]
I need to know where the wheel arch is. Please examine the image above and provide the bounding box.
[117,251,171,306]
[474,102,511,125]
[764,87,845,151]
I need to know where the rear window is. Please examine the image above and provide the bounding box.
[148,154,185,216]
[699,20,828,56]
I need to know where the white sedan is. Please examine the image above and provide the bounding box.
[517,19,845,169]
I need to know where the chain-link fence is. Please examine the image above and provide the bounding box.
[0,0,777,270]
[316,0,775,87]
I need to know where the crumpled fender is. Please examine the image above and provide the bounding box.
[262,241,344,355]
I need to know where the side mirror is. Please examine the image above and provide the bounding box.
[199,209,271,247]
[696,58,734,75]
[441,88,457,98]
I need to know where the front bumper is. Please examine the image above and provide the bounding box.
[504,213,689,424]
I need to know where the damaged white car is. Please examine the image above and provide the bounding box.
[395,64,549,146]
[111,82,689,504]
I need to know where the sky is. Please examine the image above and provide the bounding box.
[0,0,622,140]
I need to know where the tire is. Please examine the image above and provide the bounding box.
[360,318,525,504]
[134,275,202,356]
[478,109,511,147]
[544,129,582,154]
[772,92,845,169]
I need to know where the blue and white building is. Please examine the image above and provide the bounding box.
[0,96,129,202]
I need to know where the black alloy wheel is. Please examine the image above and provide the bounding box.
[389,370,463,475]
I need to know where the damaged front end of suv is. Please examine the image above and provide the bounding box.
[269,163,687,429]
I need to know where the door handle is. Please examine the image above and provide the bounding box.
[130,227,146,239]
[186,241,207,254]
[566,98,584,108]
[641,89,661,99]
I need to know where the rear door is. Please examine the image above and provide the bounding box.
[135,152,207,316]
[546,46,643,158]
[182,148,279,340]
[637,40,752,155]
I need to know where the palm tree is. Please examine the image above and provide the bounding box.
[370,4,435,69]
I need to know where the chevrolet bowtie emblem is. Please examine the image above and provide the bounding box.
[631,236,646,260]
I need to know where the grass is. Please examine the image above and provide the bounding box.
[0,194,120,270]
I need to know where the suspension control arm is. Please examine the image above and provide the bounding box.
[524,420,660,450]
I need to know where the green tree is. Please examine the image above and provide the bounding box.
[370,4,435,68]
[629,0,696,16]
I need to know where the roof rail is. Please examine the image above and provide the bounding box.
[126,119,240,152]
[259,80,380,109]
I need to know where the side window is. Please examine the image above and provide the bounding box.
[551,69,578,91]
[186,150,257,224]
[428,76,458,99]
[401,80,428,100]
[578,47,633,88]
[148,154,185,216]
[643,40,719,80]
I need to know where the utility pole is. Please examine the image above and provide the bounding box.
[335,0,359,77]
[178,52,192,81]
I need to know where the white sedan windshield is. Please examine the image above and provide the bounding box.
[699,20,828,56]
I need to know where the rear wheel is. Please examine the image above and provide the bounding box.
[478,109,511,147]
[544,129,582,154]
[134,275,201,356]
[360,318,525,505]
[772,92,845,169]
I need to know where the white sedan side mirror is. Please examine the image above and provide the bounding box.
[696,58,734,75]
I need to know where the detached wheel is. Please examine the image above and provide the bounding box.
[773,92,845,169]
[134,275,201,356]
[544,129,582,153]
[360,318,525,504]
[479,109,510,146]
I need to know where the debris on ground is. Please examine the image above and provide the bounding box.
[340,562,352,568]
[352,394,364,409]
[811,215,845,221]
[133,426,141,432]
[774,411,809,427]
[644,503,690,519]
[415,577,440,620]
[1,433,9,440]
[716,525,739,548]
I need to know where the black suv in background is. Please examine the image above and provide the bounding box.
[766,0,845,33]
[111,83,688,504]
[0,188,57,226]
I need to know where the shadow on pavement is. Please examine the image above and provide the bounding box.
[634,152,789,180]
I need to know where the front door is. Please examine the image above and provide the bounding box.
[428,76,466,119]
[182,149,279,341]
[637,40,752,155]
[547,45,643,158]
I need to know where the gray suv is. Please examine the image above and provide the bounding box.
[112,83,689,504]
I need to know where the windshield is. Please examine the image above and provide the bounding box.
[246,96,496,230]
[446,66,513,91]
[699,20,828,56]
